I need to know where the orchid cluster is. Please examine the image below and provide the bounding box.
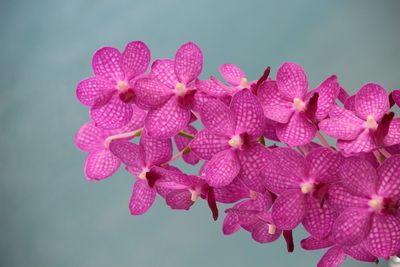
[75,41,400,267]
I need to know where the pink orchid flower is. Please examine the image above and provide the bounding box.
[109,130,172,215]
[320,83,400,154]
[134,42,203,138]
[76,41,150,129]
[74,108,145,180]
[327,155,400,258]
[301,236,378,267]
[190,89,268,190]
[261,147,343,239]
[257,63,340,146]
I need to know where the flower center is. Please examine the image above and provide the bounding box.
[365,115,378,130]
[300,181,314,194]
[268,224,277,235]
[228,135,243,149]
[190,189,200,202]
[175,82,187,96]
[293,98,306,112]
[117,80,129,93]
[138,167,150,180]
[239,77,249,89]
[368,196,384,211]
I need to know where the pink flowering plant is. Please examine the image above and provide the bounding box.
[75,41,400,267]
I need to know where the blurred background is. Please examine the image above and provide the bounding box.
[1,0,399,266]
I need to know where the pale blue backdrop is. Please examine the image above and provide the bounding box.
[1,0,399,266]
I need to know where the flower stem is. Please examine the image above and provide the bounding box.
[373,150,385,164]
[379,148,391,159]
[316,131,333,150]
[103,128,143,148]
[178,130,195,139]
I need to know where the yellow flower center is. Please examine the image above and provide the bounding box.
[300,182,314,194]
[116,80,129,93]
[239,77,249,88]
[190,190,199,202]
[268,224,277,235]
[368,196,383,211]
[138,167,150,180]
[293,98,306,112]
[175,82,187,96]
[228,135,243,149]
[365,115,378,130]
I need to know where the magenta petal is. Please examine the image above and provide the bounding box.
[121,41,150,80]
[301,236,334,250]
[190,129,230,160]
[272,189,307,230]
[276,62,308,99]
[196,78,228,97]
[140,130,173,166]
[237,144,270,192]
[109,140,143,167]
[222,212,240,235]
[76,77,114,107]
[339,157,378,197]
[174,125,200,165]
[337,129,378,154]
[332,208,371,246]
[200,149,240,187]
[230,89,265,138]
[377,155,400,199]
[313,75,340,121]
[319,118,363,141]
[392,89,400,107]
[92,47,124,81]
[174,42,203,84]
[75,122,103,152]
[364,214,400,258]
[90,94,133,129]
[355,83,389,121]
[213,178,249,204]
[276,112,317,147]
[344,95,356,111]
[327,183,367,212]
[219,63,245,86]
[149,59,178,88]
[384,118,400,146]
[129,179,156,215]
[317,246,346,267]
[306,148,343,184]
[302,196,336,239]
[166,189,194,210]
[145,97,191,138]
[198,97,236,136]
[251,220,282,243]
[343,244,377,263]
[118,104,146,132]
[257,80,293,123]
[84,150,120,180]
[134,77,174,109]
[262,147,308,194]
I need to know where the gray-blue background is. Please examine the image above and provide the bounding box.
[1,0,399,266]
